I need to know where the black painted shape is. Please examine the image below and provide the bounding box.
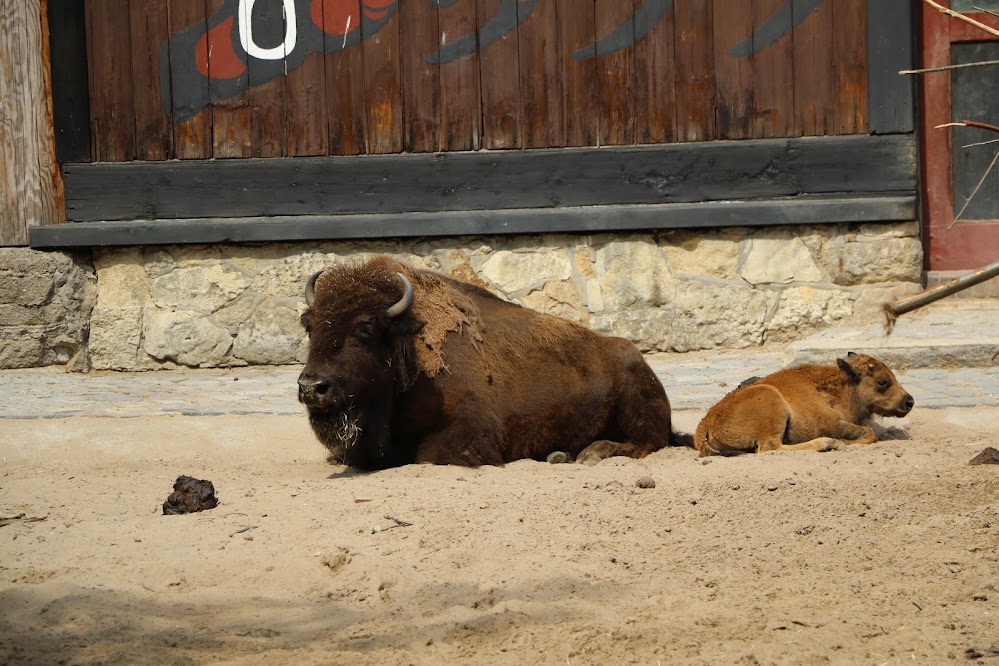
[47,0,91,163]
[728,0,824,58]
[950,41,999,218]
[425,0,538,64]
[571,0,673,60]
[162,0,396,123]
[866,0,914,134]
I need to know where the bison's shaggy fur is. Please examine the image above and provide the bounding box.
[298,256,684,469]
[695,352,914,457]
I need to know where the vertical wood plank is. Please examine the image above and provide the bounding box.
[128,0,173,160]
[519,0,563,147]
[1,0,62,244]
[247,0,287,157]
[673,0,714,142]
[37,0,63,226]
[363,8,403,154]
[399,0,441,152]
[594,0,635,145]
[831,0,867,135]
[169,0,213,159]
[919,0,952,269]
[286,14,328,156]
[438,0,481,151]
[321,0,367,155]
[867,0,914,134]
[86,0,136,161]
[712,1,753,139]
[557,0,598,147]
[750,0,793,138]
[792,0,833,136]
[285,59,329,157]
[477,0,522,149]
[633,0,675,144]
[47,0,91,164]
[206,0,251,158]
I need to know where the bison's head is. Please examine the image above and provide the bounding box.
[837,352,914,419]
[298,262,418,467]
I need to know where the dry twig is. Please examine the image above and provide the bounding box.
[900,58,999,75]
[0,513,48,527]
[923,0,999,38]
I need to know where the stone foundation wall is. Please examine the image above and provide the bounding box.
[0,248,97,369]
[77,222,922,371]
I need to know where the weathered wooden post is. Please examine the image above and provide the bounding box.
[0,0,62,247]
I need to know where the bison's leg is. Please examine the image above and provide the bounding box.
[778,421,877,452]
[575,357,672,465]
[576,439,659,466]
[778,437,843,452]
[413,412,506,466]
[790,422,878,449]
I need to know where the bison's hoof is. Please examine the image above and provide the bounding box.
[816,438,843,452]
[546,451,571,464]
[575,452,602,466]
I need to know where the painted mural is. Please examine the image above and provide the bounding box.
[162,0,825,123]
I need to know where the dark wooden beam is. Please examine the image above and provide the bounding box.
[47,0,91,163]
[60,134,916,222]
[30,194,916,248]
[867,0,915,134]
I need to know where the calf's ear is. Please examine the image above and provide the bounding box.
[837,357,862,383]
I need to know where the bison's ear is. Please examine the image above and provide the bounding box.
[837,357,862,383]
[300,309,313,333]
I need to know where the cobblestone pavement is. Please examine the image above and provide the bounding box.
[0,349,995,420]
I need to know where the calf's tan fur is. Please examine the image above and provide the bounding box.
[695,352,914,457]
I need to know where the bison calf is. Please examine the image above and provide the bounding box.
[298,256,684,469]
[695,352,913,457]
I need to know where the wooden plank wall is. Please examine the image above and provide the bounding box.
[76,0,870,163]
[0,0,62,245]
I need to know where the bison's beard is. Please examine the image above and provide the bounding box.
[308,408,363,464]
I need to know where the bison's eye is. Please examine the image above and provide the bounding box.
[876,378,891,392]
[356,321,377,341]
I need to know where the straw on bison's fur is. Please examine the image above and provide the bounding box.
[297,256,686,469]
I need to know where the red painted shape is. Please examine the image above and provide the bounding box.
[195,16,246,80]
[919,2,999,270]
[362,0,395,21]
[313,0,362,35]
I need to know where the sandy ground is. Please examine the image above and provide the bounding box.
[1,407,998,665]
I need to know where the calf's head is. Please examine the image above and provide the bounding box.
[836,352,914,418]
[298,263,416,464]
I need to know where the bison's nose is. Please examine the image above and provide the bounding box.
[298,375,339,407]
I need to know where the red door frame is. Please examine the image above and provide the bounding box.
[919,1,999,271]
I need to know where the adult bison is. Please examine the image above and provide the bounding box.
[297,256,683,469]
[695,352,914,457]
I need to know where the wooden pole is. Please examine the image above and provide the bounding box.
[884,258,999,333]
[0,0,63,247]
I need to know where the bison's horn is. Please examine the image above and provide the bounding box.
[304,270,323,307]
[386,272,414,318]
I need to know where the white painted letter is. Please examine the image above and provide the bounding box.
[238,0,297,60]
